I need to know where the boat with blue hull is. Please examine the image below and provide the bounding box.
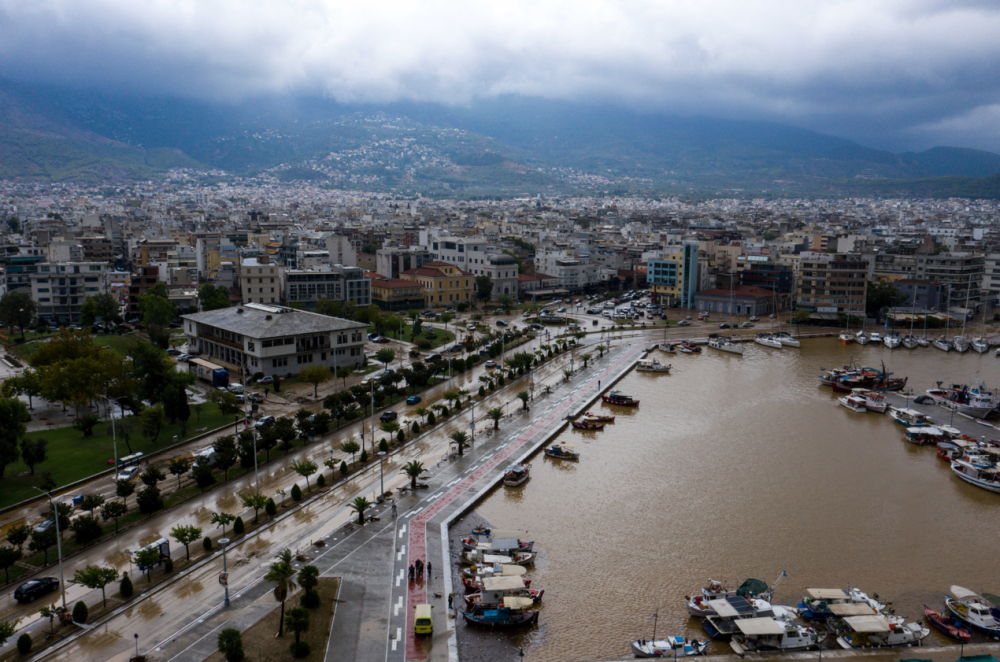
[946,586,1000,637]
[462,597,539,628]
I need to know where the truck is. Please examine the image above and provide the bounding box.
[188,358,229,388]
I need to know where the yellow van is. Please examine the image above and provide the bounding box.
[414,604,433,635]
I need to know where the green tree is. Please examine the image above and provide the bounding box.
[72,414,101,437]
[5,524,29,552]
[136,485,163,519]
[0,291,37,339]
[29,528,57,564]
[70,565,120,607]
[265,549,297,637]
[80,293,122,326]
[449,430,469,456]
[340,440,360,466]
[0,397,29,478]
[487,406,504,430]
[217,628,245,662]
[168,457,190,489]
[336,367,351,388]
[285,607,310,645]
[140,404,167,443]
[212,435,238,481]
[115,478,136,505]
[71,515,103,547]
[198,283,231,311]
[161,383,191,432]
[0,369,42,409]
[211,512,236,537]
[192,463,216,492]
[239,492,269,523]
[581,353,592,368]
[315,299,343,318]
[134,547,162,582]
[375,348,396,369]
[475,275,494,305]
[0,546,21,583]
[19,437,47,475]
[793,309,812,325]
[290,459,318,492]
[596,344,606,357]
[39,603,58,635]
[498,293,515,308]
[140,466,166,487]
[348,496,371,525]
[400,460,426,490]
[79,493,105,514]
[170,524,203,560]
[101,500,128,534]
[866,280,906,318]
[208,389,241,416]
[299,365,332,398]
[297,565,319,593]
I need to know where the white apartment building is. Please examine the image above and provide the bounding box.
[240,258,285,305]
[30,262,110,324]
[324,235,357,267]
[422,230,519,299]
[533,249,600,291]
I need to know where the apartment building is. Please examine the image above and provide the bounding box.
[284,265,371,308]
[795,252,868,319]
[647,244,699,308]
[240,257,285,305]
[533,249,599,292]
[31,262,110,324]
[376,246,434,279]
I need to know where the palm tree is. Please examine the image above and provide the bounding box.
[349,496,371,525]
[264,548,297,636]
[517,390,530,410]
[449,430,470,456]
[285,607,310,645]
[563,368,573,382]
[400,461,426,489]
[581,353,592,368]
[596,344,607,357]
[486,407,504,430]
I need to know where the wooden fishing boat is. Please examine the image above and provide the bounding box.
[571,420,605,430]
[924,604,971,642]
[601,390,639,406]
[503,464,530,487]
[543,443,580,460]
[462,598,539,628]
[583,411,615,422]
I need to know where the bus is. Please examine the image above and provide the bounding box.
[188,358,229,388]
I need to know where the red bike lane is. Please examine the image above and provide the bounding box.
[404,344,645,660]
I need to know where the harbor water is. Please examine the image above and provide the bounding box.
[471,337,1000,661]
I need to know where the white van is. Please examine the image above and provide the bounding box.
[228,383,245,394]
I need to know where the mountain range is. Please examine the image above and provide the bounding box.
[3,80,1000,198]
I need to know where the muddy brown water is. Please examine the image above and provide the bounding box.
[465,337,1000,661]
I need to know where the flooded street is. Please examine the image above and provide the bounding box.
[472,337,1000,662]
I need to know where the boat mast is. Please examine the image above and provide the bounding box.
[652,608,658,642]
[962,273,972,340]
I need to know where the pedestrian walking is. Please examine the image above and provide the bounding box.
[448,593,454,609]
[598,379,601,389]
[427,561,432,577]
[391,502,397,518]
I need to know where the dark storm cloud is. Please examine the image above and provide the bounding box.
[3,0,1000,150]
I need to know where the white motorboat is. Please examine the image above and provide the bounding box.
[855,331,870,345]
[637,358,671,373]
[850,388,888,413]
[837,394,868,413]
[658,342,676,354]
[730,617,824,654]
[461,550,536,566]
[901,335,919,349]
[951,454,1000,494]
[953,337,970,353]
[926,383,998,419]
[631,637,709,658]
[883,333,901,349]
[835,615,929,649]
[755,333,783,349]
[868,332,882,343]
[946,586,1000,637]
[933,338,951,352]
[972,338,989,353]
[773,332,800,347]
[708,336,743,355]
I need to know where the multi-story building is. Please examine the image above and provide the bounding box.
[284,265,371,309]
[693,285,775,317]
[182,302,367,379]
[474,253,519,300]
[894,280,946,311]
[533,249,600,292]
[127,265,160,318]
[376,246,434,279]
[795,252,868,320]
[240,258,285,305]
[922,252,984,309]
[370,279,426,311]
[983,253,1000,309]
[400,261,475,308]
[135,238,179,266]
[31,262,109,324]
[647,244,699,308]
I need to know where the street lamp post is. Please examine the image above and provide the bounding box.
[378,451,386,503]
[370,377,375,452]
[219,537,231,606]
[469,401,475,443]
[33,488,66,610]
[100,395,121,478]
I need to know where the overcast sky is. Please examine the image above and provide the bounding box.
[3,0,1000,152]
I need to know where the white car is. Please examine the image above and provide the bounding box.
[116,466,140,481]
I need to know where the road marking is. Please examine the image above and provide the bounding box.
[393,596,403,616]
[407,506,424,518]
[391,639,398,651]
[396,568,404,586]
[396,627,402,640]
[447,478,461,486]
[398,525,407,538]
[396,544,406,560]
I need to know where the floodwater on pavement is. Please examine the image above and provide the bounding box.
[472,337,1000,662]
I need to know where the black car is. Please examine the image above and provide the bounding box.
[719,323,731,329]
[380,410,398,422]
[15,577,59,603]
[495,320,508,327]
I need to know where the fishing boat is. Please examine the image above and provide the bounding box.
[465,578,544,607]
[933,337,952,352]
[658,342,677,354]
[632,611,709,658]
[583,411,615,422]
[462,598,539,628]
[602,390,639,406]
[461,550,536,567]
[887,407,933,427]
[835,615,929,649]
[571,419,605,430]
[855,331,871,345]
[708,335,743,355]
[636,358,672,373]
[797,588,888,620]
[818,362,862,387]
[853,389,888,413]
[503,464,530,487]
[837,394,868,413]
[544,443,580,460]
[461,564,530,591]
[936,440,971,462]
[462,535,534,553]
[883,332,901,349]
[950,454,1000,494]
[839,331,855,344]
[678,340,701,354]
[945,586,1000,637]
[754,333,783,349]
[685,578,776,618]
[869,332,882,343]
[923,605,972,642]
[926,383,999,419]
[730,618,825,654]
[701,595,795,640]
[774,332,801,348]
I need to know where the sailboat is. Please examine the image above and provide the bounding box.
[953,275,973,353]
[972,290,990,353]
[902,299,919,348]
[708,278,743,356]
[935,285,952,351]
[631,610,710,658]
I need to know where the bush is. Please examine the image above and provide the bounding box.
[291,483,303,501]
[498,375,506,386]
[316,473,326,487]
[203,536,213,551]
[265,498,277,517]
[253,372,264,381]
[414,339,431,349]
[17,633,31,654]
[397,430,405,444]
[233,517,245,536]
[290,641,311,658]
[300,588,321,608]
[218,628,245,662]
[340,461,349,476]
[479,386,486,397]
[427,412,436,425]
[412,421,420,434]
[164,558,174,572]
[72,600,88,624]
[120,572,134,597]
[360,449,368,463]
[379,439,389,453]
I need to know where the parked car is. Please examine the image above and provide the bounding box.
[177,353,193,362]
[367,332,378,341]
[247,392,265,403]
[255,415,276,429]
[741,322,755,328]
[34,519,56,534]
[557,307,567,313]
[529,323,544,330]
[769,313,778,319]
[749,316,760,322]
[448,344,464,352]
[257,375,275,385]
[14,577,59,604]
[719,323,731,329]
[380,410,398,422]
[426,353,443,363]
[466,324,476,331]
[374,336,392,344]
[495,320,508,327]
[165,348,181,356]
[116,466,140,481]
[406,395,422,405]
[234,394,246,404]
[485,360,497,368]
[445,308,457,314]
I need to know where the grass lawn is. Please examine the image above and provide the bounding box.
[368,322,455,349]
[1,403,238,510]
